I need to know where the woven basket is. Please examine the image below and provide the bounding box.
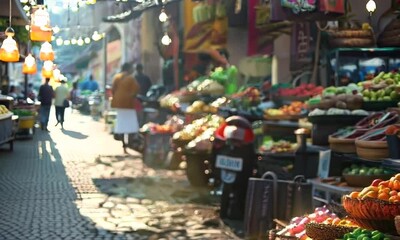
[328,136,356,153]
[305,223,356,240]
[342,196,400,220]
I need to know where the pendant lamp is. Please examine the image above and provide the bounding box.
[0,27,20,62]
[30,5,52,42]
[0,0,20,62]
[42,60,54,78]
[53,68,61,81]
[23,54,37,74]
[39,41,54,61]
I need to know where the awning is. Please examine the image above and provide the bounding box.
[102,0,181,23]
[0,0,29,26]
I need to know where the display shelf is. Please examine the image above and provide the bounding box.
[309,178,360,206]
[327,47,400,86]
[332,152,384,167]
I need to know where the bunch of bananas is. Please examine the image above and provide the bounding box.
[0,105,10,115]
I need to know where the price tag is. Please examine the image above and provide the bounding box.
[318,150,331,179]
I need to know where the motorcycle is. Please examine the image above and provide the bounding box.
[214,116,256,220]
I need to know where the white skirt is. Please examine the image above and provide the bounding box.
[114,108,139,134]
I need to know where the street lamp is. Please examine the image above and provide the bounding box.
[366,0,376,15]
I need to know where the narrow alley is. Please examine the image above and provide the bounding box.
[0,109,239,240]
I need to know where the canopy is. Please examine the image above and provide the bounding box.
[0,0,29,26]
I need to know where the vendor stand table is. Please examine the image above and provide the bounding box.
[309,178,360,207]
[0,113,16,151]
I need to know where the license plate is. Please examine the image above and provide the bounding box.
[216,155,243,171]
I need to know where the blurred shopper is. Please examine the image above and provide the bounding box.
[38,78,54,131]
[111,63,140,154]
[135,63,152,97]
[54,79,70,129]
[80,74,99,92]
[70,81,81,111]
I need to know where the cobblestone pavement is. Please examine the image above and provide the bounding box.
[0,108,240,239]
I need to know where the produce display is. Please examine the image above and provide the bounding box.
[343,165,394,176]
[209,96,230,109]
[276,206,337,239]
[360,71,400,101]
[12,109,36,117]
[186,100,218,114]
[172,114,224,142]
[264,101,306,118]
[258,139,296,153]
[309,108,369,116]
[307,85,363,110]
[186,127,216,152]
[340,228,390,240]
[140,116,184,134]
[274,83,323,99]
[188,79,225,96]
[348,174,400,202]
[0,105,11,115]
[159,90,197,111]
[230,87,261,107]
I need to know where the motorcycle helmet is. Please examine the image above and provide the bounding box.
[215,116,255,144]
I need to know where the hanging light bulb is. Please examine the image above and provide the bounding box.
[64,40,71,45]
[20,0,29,3]
[52,25,60,34]
[159,8,168,22]
[84,37,91,44]
[51,36,55,41]
[56,37,63,46]
[23,54,37,74]
[366,0,376,15]
[71,37,77,45]
[92,31,102,41]
[53,68,61,81]
[42,60,54,78]
[161,33,172,46]
[0,27,20,62]
[77,37,84,46]
[39,41,55,61]
[30,5,52,42]
[23,5,30,12]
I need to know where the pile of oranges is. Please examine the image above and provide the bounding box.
[349,174,400,203]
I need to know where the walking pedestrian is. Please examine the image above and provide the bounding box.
[54,79,70,129]
[70,81,81,111]
[38,78,54,131]
[134,63,152,97]
[111,62,140,154]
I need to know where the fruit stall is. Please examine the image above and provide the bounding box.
[0,104,15,151]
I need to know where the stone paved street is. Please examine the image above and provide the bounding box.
[0,108,240,239]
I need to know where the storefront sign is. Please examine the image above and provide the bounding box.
[290,23,312,71]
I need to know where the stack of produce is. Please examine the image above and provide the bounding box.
[360,71,400,102]
[273,83,323,100]
[308,108,368,116]
[339,228,390,240]
[275,206,338,239]
[172,114,224,143]
[0,105,11,116]
[343,174,400,234]
[159,90,197,111]
[264,101,307,119]
[186,128,217,153]
[186,100,218,114]
[209,96,230,109]
[230,87,261,107]
[186,77,225,95]
[140,116,184,134]
[258,139,296,154]
[342,165,395,187]
[307,84,363,110]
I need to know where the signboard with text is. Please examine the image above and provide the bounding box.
[290,23,313,71]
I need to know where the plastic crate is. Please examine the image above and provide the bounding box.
[143,132,172,168]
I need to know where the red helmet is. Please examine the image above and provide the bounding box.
[215,116,255,144]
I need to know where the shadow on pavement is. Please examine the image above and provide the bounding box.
[0,129,139,239]
[61,128,89,139]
